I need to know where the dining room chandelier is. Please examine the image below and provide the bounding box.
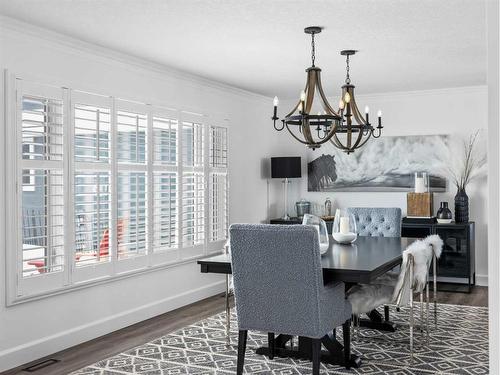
[271,26,342,150]
[331,50,383,154]
[272,27,384,153]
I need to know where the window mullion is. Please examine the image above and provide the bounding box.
[203,120,210,254]
[13,79,23,299]
[64,88,74,285]
[110,98,118,276]
[147,106,154,266]
[177,111,184,259]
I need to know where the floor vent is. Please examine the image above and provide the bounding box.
[22,359,60,372]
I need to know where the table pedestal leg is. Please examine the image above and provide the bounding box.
[358,309,397,332]
[256,330,361,368]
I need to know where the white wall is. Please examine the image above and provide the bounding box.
[0,18,285,371]
[274,87,489,284]
[487,0,499,372]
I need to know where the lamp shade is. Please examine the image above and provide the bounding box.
[271,157,302,178]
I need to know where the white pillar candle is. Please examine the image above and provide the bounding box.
[340,217,350,234]
[415,177,426,193]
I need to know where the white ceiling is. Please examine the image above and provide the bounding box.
[0,0,487,98]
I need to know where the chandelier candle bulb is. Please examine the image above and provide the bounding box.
[300,90,306,113]
[365,106,370,122]
[344,92,351,103]
[339,99,345,110]
[273,96,279,118]
[377,110,382,127]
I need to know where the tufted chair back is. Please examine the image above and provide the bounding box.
[347,207,402,237]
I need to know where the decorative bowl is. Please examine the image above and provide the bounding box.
[437,218,453,224]
[332,232,357,244]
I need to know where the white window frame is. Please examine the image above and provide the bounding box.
[4,72,230,305]
[71,91,114,284]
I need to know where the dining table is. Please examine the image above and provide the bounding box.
[198,235,415,368]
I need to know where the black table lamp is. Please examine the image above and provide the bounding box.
[271,157,302,220]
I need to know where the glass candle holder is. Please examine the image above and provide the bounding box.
[332,209,357,244]
[414,172,429,193]
[302,214,330,254]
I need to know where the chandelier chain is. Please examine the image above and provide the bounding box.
[311,33,316,67]
[345,54,351,84]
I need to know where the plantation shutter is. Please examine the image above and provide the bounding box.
[16,80,68,296]
[208,124,228,251]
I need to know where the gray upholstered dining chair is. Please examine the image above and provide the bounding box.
[346,207,402,321]
[347,207,402,237]
[230,224,352,375]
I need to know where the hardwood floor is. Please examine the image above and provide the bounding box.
[2,286,488,375]
[436,285,488,306]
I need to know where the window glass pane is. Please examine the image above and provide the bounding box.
[153,172,177,251]
[74,172,111,267]
[117,172,147,258]
[182,172,205,247]
[210,173,228,242]
[22,96,63,161]
[117,110,147,164]
[210,126,227,168]
[153,116,177,165]
[74,104,110,162]
[182,122,204,167]
[22,169,64,277]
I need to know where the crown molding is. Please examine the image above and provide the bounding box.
[278,85,487,103]
[0,15,270,103]
[356,85,487,100]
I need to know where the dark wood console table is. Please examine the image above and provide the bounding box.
[402,221,475,292]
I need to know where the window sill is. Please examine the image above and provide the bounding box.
[7,249,224,306]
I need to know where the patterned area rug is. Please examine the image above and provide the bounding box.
[71,303,488,374]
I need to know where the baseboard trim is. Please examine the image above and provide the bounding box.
[477,274,489,286]
[0,280,225,372]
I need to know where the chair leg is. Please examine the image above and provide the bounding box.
[420,292,424,334]
[409,258,414,363]
[225,275,231,345]
[426,281,430,345]
[268,332,275,360]
[312,338,321,375]
[384,305,390,321]
[342,319,352,369]
[237,330,247,375]
[350,314,355,340]
[351,314,359,341]
[433,254,438,327]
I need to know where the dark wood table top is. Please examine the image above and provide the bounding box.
[198,236,415,283]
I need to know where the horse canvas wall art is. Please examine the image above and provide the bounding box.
[307,135,449,192]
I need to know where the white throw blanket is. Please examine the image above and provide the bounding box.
[347,235,443,315]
